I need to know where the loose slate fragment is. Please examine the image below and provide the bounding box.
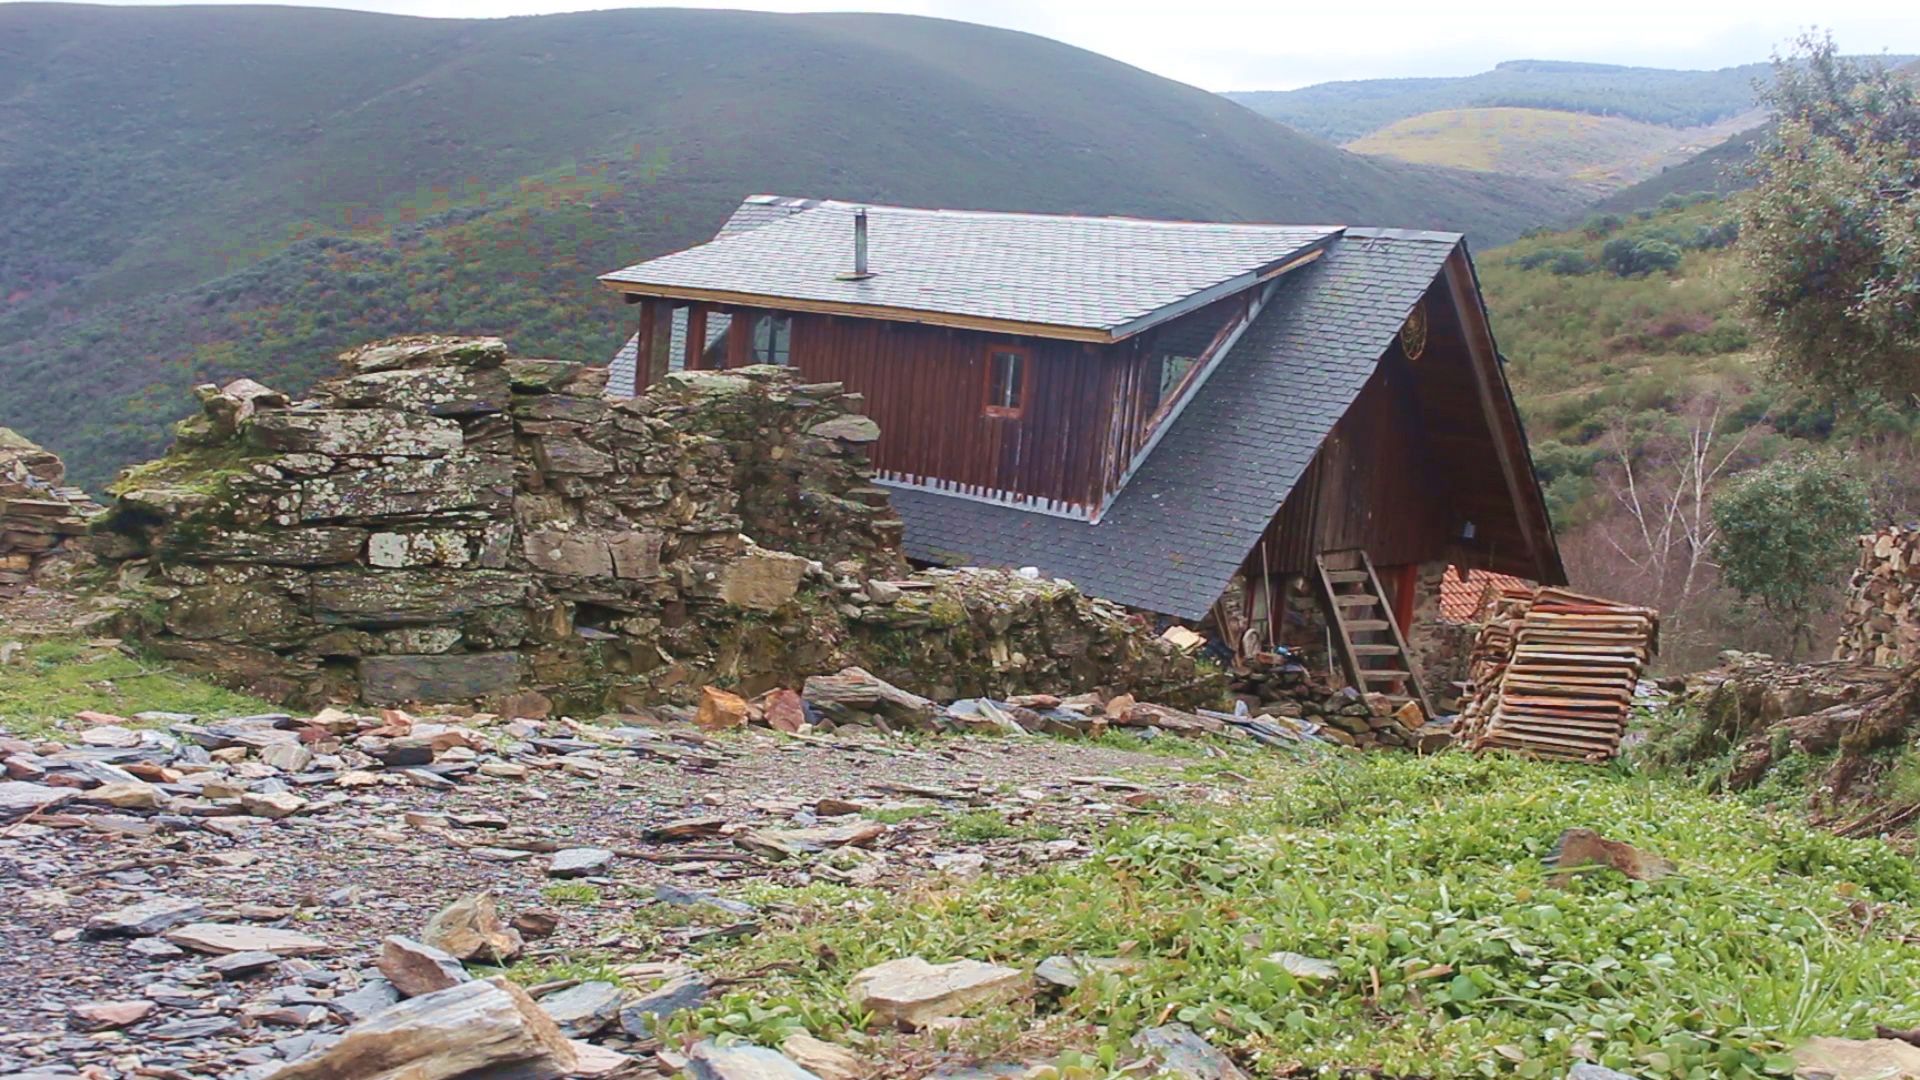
[164,923,334,957]
[846,956,1025,1030]
[84,896,205,938]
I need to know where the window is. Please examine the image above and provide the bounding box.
[753,313,792,365]
[984,347,1027,418]
[1157,353,1197,402]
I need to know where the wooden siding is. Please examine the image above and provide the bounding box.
[787,313,1122,515]
[1261,343,1447,575]
[1252,265,1552,584]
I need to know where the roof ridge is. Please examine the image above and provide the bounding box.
[803,198,1347,233]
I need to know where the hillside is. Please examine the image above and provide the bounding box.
[0,4,1587,487]
[1345,106,1764,192]
[1592,127,1766,213]
[1228,59,1775,143]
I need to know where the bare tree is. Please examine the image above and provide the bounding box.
[1583,399,1763,656]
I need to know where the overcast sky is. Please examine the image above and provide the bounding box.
[41,0,1920,89]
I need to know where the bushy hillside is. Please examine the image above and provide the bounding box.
[0,4,1586,487]
[1229,59,1775,143]
[1592,127,1766,213]
[1480,197,1920,665]
[1345,106,1763,192]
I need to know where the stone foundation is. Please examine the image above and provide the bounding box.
[91,336,1222,711]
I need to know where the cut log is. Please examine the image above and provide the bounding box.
[267,977,577,1080]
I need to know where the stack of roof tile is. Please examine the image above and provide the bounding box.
[1455,587,1658,763]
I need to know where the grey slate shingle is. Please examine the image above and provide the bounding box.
[890,228,1463,620]
[602,201,1338,337]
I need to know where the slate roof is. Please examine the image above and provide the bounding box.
[601,201,1339,340]
[890,228,1464,620]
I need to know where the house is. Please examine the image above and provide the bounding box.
[600,196,1564,707]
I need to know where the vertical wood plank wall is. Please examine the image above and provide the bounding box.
[786,313,1125,514]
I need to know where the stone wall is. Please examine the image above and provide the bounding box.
[1834,526,1920,667]
[0,428,99,596]
[92,337,1221,711]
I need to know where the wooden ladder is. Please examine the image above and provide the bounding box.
[1312,548,1436,721]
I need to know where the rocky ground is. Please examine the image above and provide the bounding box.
[0,698,1235,1079]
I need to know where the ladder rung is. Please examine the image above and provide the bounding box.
[1345,619,1390,631]
[1361,669,1413,682]
[1324,570,1369,583]
[1333,594,1378,606]
[1351,644,1401,655]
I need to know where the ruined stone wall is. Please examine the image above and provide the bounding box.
[1834,526,1920,667]
[93,337,1221,711]
[0,428,99,596]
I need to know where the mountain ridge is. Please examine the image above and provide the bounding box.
[0,3,1587,487]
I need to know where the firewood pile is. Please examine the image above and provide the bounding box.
[1454,586,1659,763]
[0,427,99,596]
[1833,526,1920,667]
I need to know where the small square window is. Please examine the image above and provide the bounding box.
[984,347,1027,417]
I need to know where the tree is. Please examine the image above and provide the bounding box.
[1710,454,1870,658]
[1742,34,1920,398]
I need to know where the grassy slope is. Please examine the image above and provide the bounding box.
[1593,127,1765,213]
[0,4,1587,487]
[1347,106,1765,192]
[1228,59,1777,143]
[640,752,1920,1078]
[0,638,269,739]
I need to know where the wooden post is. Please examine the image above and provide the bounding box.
[635,300,659,392]
[685,304,708,371]
[727,311,753,369]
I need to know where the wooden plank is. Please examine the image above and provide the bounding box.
[685,304,709,371]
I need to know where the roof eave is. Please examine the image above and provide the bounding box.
[596,278,1121,344]
[597,235,1335,348]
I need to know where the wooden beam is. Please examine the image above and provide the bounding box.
[1441,251,1563,585]
[727,310,753,369]
[685,304,708,371]
[635,300,658,392]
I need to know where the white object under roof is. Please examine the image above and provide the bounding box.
[600,200,1342,343]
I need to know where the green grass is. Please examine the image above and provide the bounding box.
[0,638,271,739]
[664,753,1920,1077]
[862,805,943,825]
[541,882,603,905]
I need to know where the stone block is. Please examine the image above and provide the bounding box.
[719,547,811,611]
[248,409,464,458]
[315,366,511,417]
[360,653,527,705]
[297,455,512,523]
[311,569,528,626]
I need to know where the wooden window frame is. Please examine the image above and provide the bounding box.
[752,312,794,366]
[982,344,1031,419]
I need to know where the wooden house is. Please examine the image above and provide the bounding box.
[601,196,1564,708]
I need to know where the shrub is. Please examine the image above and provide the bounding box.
[1602,235,1684,277]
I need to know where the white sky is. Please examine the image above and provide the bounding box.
[37,0,1920,89]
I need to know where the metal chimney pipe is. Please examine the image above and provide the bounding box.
[853,208,870,278]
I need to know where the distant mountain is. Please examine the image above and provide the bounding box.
[0,4,1585,486]
[1227,60,1778,143]
[1344,106,1766,194]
